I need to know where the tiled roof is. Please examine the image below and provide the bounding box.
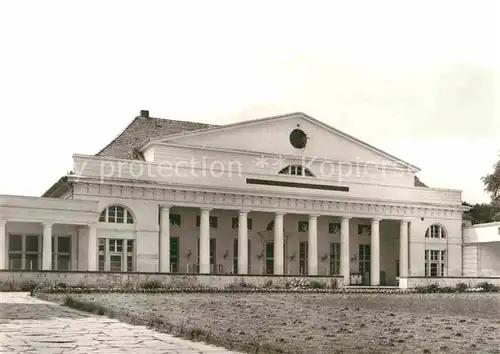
[96,115,216,160]
[414,176,427,187]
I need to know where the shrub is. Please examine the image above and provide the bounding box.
[20,281,38,292]
[415,284,440,293]
[263,280,273,288]
[456,282,468,293]
[141,280,162,289]
[310,281,326,289]
[476,282,499,292]
[439,286,456,293]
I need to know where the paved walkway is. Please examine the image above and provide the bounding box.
[0,293,240,353]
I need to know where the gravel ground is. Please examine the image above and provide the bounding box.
[45,293,500,353]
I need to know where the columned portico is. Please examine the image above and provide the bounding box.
[159,205,171,273]
[0,220,6,270]
[308,214,318,275]
[399,219,409,278]
[340,216,350,285]
[370,218,381,286]
[237,210,249,275]
[274,212,285,275]
[42,222,53,270]
[199,208,211,274]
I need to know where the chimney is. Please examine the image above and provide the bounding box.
[140,110,149,118]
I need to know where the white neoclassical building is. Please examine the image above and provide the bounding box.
[0,111,473,286]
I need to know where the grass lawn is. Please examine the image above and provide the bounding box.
[45,292,500,353]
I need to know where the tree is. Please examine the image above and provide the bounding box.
[462,201,500,224]
[481,156,500,206]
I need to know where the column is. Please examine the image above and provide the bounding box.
[399,219,409,278]
[42,222,53,270]
[0,220,6,270]
[308,215,319,275]
[370,218,381,286]
[199,208,211,274]
[340,216,350,285]
[159,205,171,273]
[87,223,98,271]
[238,210,249,275]
[274,212,285,275]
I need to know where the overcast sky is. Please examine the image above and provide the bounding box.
[0,1,498,204]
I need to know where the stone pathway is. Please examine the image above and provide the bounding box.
[0,293,240,353]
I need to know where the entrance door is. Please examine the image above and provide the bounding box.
[170,237,179,273]
[265,241,274,274]
[359,244,371,285]
[299,241,308,275]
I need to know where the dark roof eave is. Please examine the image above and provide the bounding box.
[41,176,71,198]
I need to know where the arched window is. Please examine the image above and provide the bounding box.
[425,224,446,238]
[99,205,135,224]
[278,165,314,177]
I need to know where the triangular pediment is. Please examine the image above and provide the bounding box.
[143,112,419,171]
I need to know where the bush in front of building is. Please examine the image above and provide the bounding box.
[414,282,500,293]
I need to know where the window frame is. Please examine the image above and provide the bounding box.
[7,233,42,270]
[329,242,341,275]
[52,235,71,271]
[424,249,446,277]
[425,224,446,239]
[99,205,135,224]
[98,238,135,272]
[278,165,315,177]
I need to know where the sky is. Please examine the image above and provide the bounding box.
[0,0,498,204]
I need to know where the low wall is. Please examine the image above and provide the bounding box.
[0,271,343,291]
[400,277,500,289]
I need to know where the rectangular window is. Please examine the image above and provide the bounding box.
[299,241,308,275]
[358,225,371,236]
[298,221,309,232]
[329,223,341,234]
[8,234,41,270]
[424,249,446,277]
[126,240,134,272]
[9,234,22,252]
[329,243,340,275]
[52,236,71,271]
[170,214,181,227]
[99,254,105,271]
[98,238,105,271]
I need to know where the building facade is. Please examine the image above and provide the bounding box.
[0,111,469,286]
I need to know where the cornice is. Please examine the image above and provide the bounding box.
[70,177,466,212]
[72,182,465,221]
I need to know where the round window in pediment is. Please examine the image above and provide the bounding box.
[289,129,307,149]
